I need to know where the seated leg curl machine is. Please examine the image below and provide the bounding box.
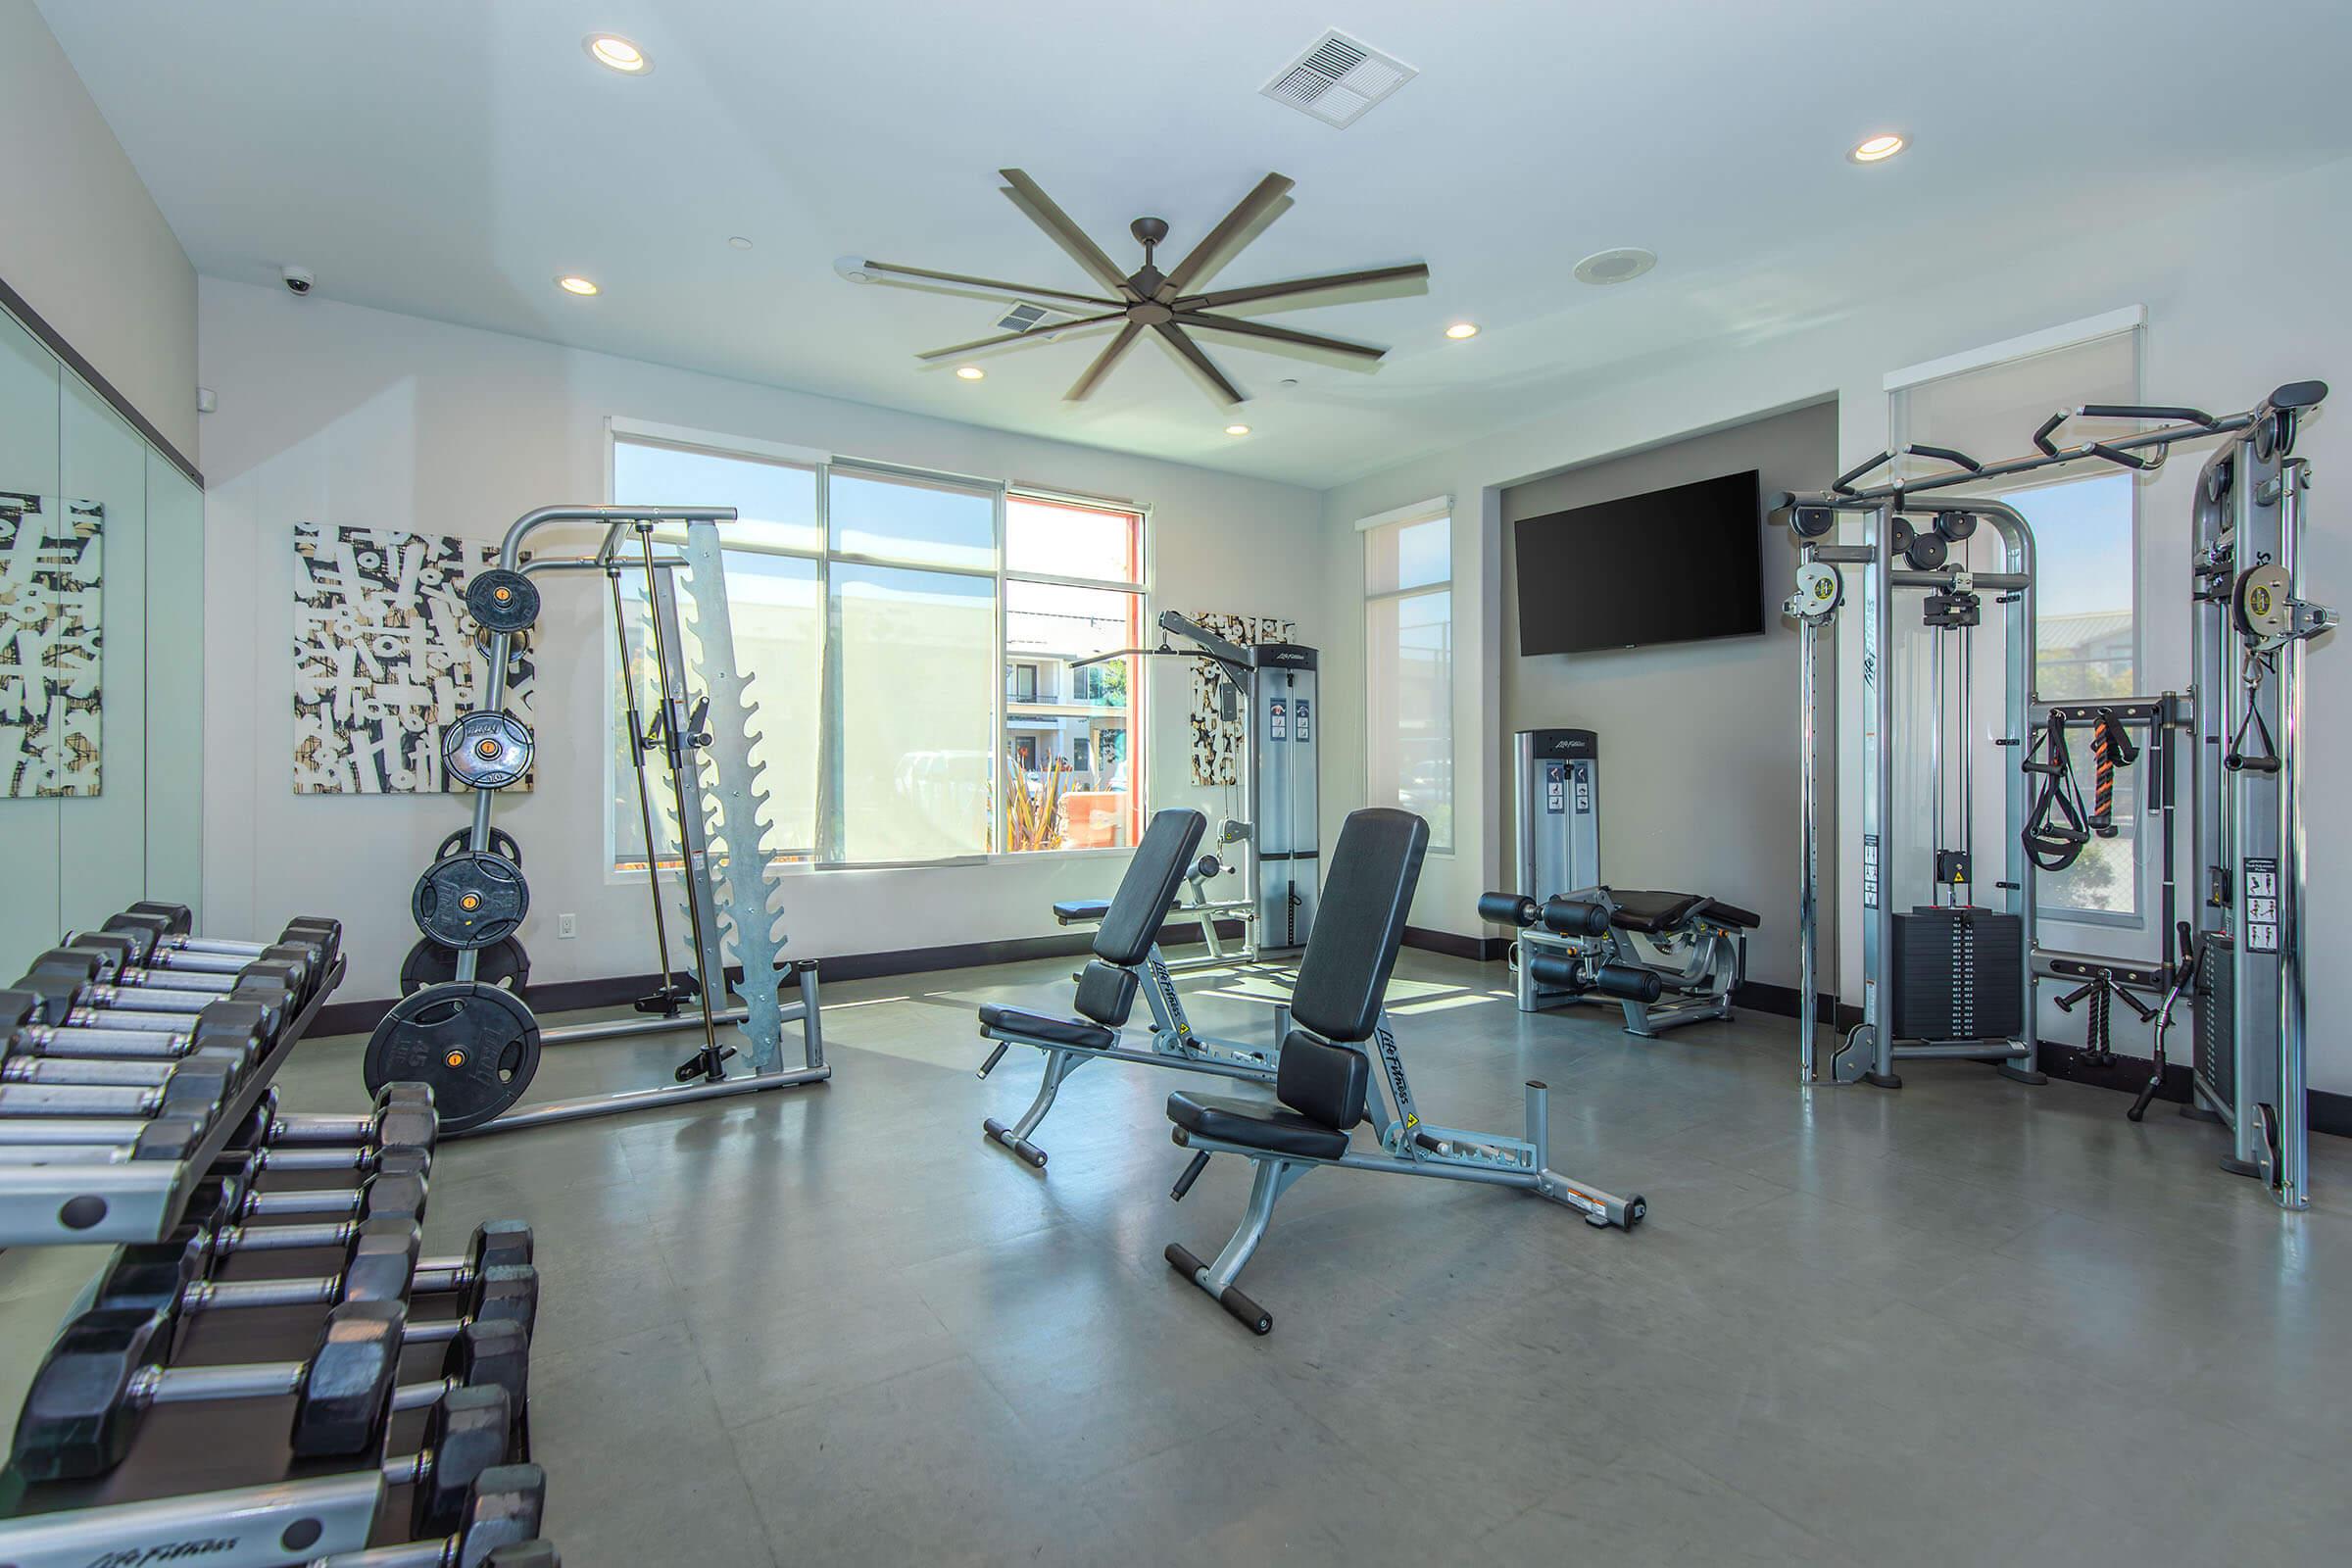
[1479,729,1759,1036]
[1162,808,1643,1335]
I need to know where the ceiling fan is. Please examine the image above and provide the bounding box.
[849,169,1430,406]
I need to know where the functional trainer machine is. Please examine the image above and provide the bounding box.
[1162,808,1643,1335]
[1060,612,1319,966]
[1778,380,2330,1209]
[974,808,1284,1165]
[363,507,826,1134]
[1478,728,1758,1036]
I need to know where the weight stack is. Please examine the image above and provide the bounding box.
[1889,907,2024,1042]
[2196,932,2235,1108]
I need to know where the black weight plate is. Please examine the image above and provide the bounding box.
[363,983,540,1134]
[413,852,530,951]
[435,827,523,867]
[401,935,531,997]
[466,568,540,634]
[1935,511,1978,542]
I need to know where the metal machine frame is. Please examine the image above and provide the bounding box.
[450,506,828,1134]
[1780,382,2330,1209]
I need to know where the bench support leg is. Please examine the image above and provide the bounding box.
[1165,1155,1306,1335]
[984,1047,1084,1168]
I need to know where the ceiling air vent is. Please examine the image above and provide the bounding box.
[994,301,1064,334]
[1260,29,1417,128]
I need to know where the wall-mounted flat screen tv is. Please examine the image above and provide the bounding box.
[1514,468,1763,655]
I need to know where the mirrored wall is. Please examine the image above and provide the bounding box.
[0,295,203,972]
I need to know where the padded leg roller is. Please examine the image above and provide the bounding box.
[982,1118,1047,1167]
[1163,1243,1271,1335]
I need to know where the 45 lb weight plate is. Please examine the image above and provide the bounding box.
[414,852,529,950]
[402,934,531,997]
[466,568,540,634]
[443,711,533,791]
[364,982,540,1133]
[436,826,522,867]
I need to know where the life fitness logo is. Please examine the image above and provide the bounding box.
[86,1540,240,1567]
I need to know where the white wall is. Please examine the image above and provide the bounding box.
[1318,152,2352,1095]
[0,0,196,459]
[197,278,1323,1002]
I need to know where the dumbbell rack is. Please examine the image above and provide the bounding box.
[0,955,344,1248]
[0,906,559,1566]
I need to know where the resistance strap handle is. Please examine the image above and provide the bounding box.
[2021,713,2093,871]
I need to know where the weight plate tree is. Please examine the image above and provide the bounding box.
[365,983,542,1133]
[412,852,529,951]
[402,933,531,997]
[442,712,534,791]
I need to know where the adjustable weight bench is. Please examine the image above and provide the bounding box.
[1164,809,1644,1335]
[1049,846,1253,974]
[1480,885,1757,1037]
[976,809,1280,1166]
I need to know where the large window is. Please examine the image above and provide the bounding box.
[609,430,1144,869]
[1362,502,1453,853]
[1003,495,1147,854]
[1889,318,2142,923]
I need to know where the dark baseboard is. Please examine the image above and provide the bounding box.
[2035,1043,2352,1138]
[310,916,1245,1039]
[1402,926,1510,962]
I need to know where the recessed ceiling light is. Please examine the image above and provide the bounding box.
[727,236,754,251]
[1849,132,1906,164]
[955,365,985,380]
[1572,247,1657,286]
[1224,424,1251,436]
[1445,321,1480,340]
[557,275,600,296]
[585,34,650,74]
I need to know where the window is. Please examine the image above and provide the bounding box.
[1003,495,1147,853]
[609,430,1146,869]
[1362,501,1453,853]
[1888,318,2142,925]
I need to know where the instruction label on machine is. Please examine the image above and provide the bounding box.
[1544,761,1566,814]
[2243,857,2280,953]
[1863,833,1881,910]
[1573,765,1592,815]
[1294,700,1309,742]
[1268,699,1287,739]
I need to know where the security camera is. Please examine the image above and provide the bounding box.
[282,265,316,296]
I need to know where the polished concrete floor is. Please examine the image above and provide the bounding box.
[5,950,2349,1565]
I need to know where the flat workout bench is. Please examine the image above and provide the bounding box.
[1480,884,1756,1037]
[975,809,1280,1165]
[1164,808,1643,1335]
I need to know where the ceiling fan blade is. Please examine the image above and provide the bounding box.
[858,261,1121,311]
[1065,321,1144,402]
[1152,323,1246,407]
[1181,313,1387,364]
[1186,263,1431,314]
[916,310,1129,362]
[1163,172,1296,297]
[999,169,1135,298]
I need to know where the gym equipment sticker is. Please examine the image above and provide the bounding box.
[1544,761,1566,813]
[1863,833,1881,909]
[2243,858,2280,953]
[1295,699,1310,742]
[1573,764,1592,814]
[1269,699,1287,739]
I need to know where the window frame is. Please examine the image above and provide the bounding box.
[1358,499,1455,857]
[603,418,1150,877]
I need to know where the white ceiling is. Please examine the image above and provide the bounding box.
[41,0,2352,488]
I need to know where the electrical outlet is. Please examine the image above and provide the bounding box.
[559,913,576,939]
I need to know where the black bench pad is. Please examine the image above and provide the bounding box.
[1053,897,1182,926]
[978,1004,1114,1052]
[1609,889,1760,934]
[1167,1090,1350,1160]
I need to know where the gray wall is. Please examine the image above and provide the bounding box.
[0,0,197,460]
[1498,400,1837,995]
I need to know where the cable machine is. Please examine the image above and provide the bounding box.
[1071,611,1319,965]
[1777,381,2331,1208]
